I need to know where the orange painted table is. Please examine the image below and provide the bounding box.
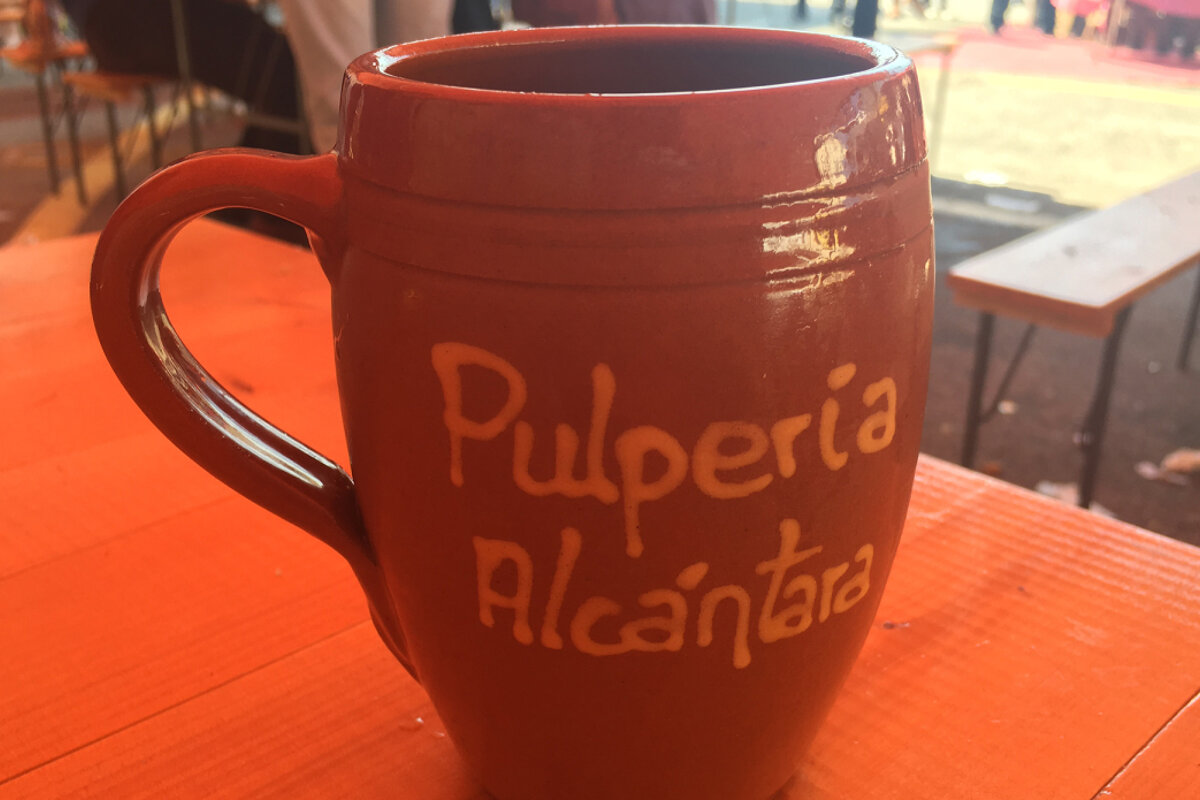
[3,220,1199,799]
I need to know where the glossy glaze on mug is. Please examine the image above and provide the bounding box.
[91,26,933,800]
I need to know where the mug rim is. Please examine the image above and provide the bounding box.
[351,25,907,105]
[335,24,926,211]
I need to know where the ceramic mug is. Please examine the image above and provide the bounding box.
[91,26,934,800]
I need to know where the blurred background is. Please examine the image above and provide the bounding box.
[2,0,1198,543]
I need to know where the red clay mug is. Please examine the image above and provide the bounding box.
[91,26,934,800]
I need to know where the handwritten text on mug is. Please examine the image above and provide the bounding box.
[432,343,895,668]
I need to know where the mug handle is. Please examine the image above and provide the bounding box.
[90,149,416,677]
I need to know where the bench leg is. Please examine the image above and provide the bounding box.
[961,312,995,469]
[1178,267,1200,372]
[104,100,127,200]
[33,70,61,194]
[1076,307,1132,510]
[61,82,87,206]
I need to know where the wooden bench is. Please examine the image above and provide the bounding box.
[947,170,1200,509]
[1,37,89,196]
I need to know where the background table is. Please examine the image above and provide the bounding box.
[2,221,1199,798]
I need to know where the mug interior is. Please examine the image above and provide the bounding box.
[385,36,880,95]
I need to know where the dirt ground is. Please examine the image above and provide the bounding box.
[2,2,1199,544]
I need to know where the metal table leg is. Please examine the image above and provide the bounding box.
[1177,267,1200,372]
[61,80,87,205]
[103,100,127,199]
[33,69,61,193]
[961,312,995,468]
[1076,307,1132,509]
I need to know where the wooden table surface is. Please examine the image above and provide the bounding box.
[3,221,1199,799]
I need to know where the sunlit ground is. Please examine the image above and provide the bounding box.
[728,0,1200,207]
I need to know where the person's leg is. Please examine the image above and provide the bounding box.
[81,0,303,153]
[452,0,499,32]
[989,0,1009,32]
[176,0,301,152]
[79,0,173,75]
[851,0,878,37]
[1179,19,1198,59]
[1034,0,1056,34]
[1125,3,1148,48]
[279,0,373,153]
[1156,16,1183,56]
[377,0,455,42]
